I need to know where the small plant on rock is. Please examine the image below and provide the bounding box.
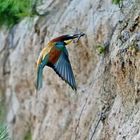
[96,44,106,55]
[112,0,123,5]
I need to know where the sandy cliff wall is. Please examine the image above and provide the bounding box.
[0,0,140,140]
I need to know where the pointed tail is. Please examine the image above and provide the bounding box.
[36,64,43,90]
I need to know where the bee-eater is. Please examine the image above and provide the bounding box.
[36,33,85,90]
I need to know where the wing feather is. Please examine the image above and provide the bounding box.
[51,47,77,90]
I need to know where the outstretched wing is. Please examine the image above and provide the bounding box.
[51,47,77,90]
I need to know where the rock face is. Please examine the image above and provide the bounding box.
[0,0,140,140]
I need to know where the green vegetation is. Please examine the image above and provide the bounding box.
[96,44,106,54]
[0,0,36,28]
[0,124,9,140]
[0,90,9,140]
[112,0,123,5]
[0,95,6,123]
[24,129,32,140]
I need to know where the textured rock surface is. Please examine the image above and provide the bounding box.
[0,0,140,140]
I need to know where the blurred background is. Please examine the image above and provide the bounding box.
[0,0,140,140]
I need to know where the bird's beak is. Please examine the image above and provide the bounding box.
[64,32,85,45]
[72,32,85,43]
[72,32,85,38]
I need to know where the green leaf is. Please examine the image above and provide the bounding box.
[0,124,9,140]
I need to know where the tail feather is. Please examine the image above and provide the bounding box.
[36,65,43,90]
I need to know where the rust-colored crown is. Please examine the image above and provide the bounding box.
[50,35,71,42]
[50,33,85,42]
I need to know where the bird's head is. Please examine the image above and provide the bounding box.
[49,33,85,45]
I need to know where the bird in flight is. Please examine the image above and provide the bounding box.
[36,33,85,90]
